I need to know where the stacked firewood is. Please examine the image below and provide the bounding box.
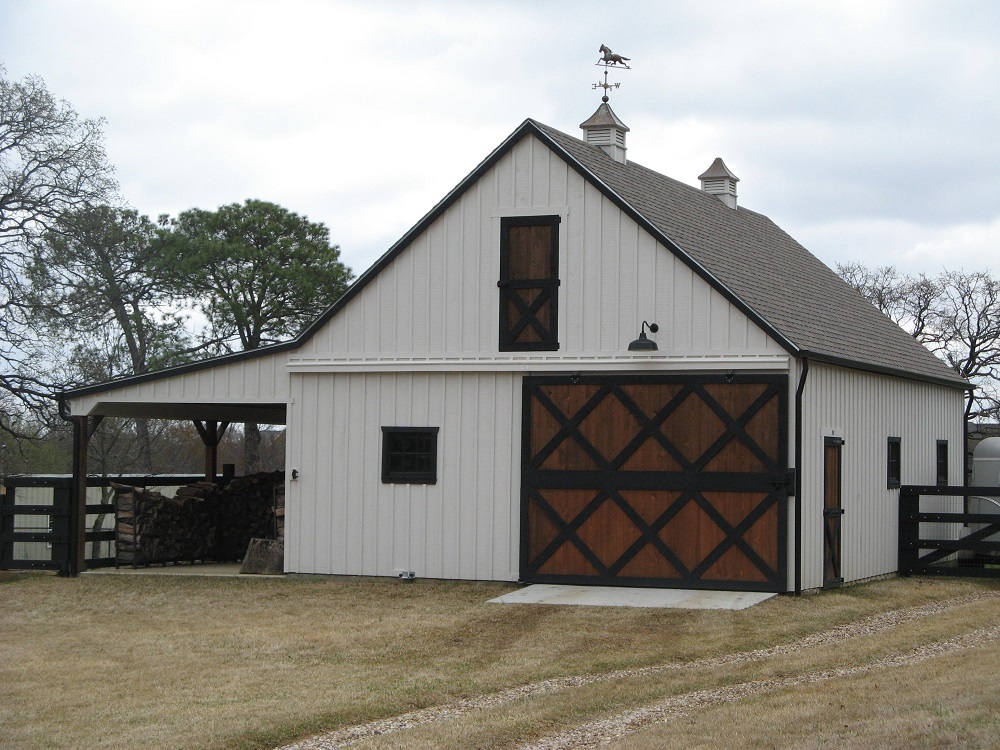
[114,472,285,567]
[210,471,285,562]
[114,482,218,567]
[275,486,285,543]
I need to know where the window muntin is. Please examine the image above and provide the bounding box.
[381,427,439,484]
[499,215,559,351]
[887,436,901,489]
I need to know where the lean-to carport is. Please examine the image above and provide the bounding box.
[58,346,293,575]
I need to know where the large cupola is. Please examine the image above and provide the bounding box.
[579,101,630,164]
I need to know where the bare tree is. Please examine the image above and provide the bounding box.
[837,263,1000,422]
[0,67,116,435]
[836,262,940,343]
[933,270,1000,421]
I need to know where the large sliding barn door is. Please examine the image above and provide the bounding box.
[521,374,788,592]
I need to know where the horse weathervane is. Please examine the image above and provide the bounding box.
[594,44,631,102]
[598,44,631,69]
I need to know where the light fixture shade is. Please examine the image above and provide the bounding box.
[628,321,659,351]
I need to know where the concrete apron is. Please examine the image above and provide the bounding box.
[489,584,777,610]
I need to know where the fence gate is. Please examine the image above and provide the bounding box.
[899,485,1000,577]
[0,476,167,574]
[0,481,72,572]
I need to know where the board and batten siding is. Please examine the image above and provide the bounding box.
[292,134,781,363]
[797,362,965,590]
[69,350,292,418]
[285,371,521,580]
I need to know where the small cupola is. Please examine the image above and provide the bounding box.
[580,99,630,164]
[698,157,740,209]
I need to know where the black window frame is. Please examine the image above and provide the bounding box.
[381,427,439,485]
[887,436,902,489]
[936,439,949,487]
[498,215,560,352]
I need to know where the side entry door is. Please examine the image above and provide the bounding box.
[823,436,844,588]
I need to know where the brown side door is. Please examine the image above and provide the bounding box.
[521,374,788,592]
[823,436,845,588]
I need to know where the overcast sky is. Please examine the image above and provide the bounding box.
[2,0,998,279]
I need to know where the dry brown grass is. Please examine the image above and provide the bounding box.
[1,572,998,750]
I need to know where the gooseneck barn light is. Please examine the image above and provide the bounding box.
[628,321,659,351]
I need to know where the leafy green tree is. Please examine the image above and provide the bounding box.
[28,206,199,377]
[157,199,353,470]
[0,67,116,436]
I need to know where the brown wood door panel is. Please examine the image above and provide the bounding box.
[823,437,844,588]
[521,374,788,592]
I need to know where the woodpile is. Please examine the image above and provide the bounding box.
[114,482,217,567]
[211,471,285,562]
[114,471,286,567]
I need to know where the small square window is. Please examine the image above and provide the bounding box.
[936,440,949,487]
[887,436,901,489]
[381,427,439,484]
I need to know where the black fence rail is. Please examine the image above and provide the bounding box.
[899,485,1000,578]
[1,475,205,575]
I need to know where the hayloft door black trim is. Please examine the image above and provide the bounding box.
[499,215,560,351]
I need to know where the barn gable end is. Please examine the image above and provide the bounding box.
[292,133,783,364]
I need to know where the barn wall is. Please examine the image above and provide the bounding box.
[69,350,292,417]
[285,371,521,580]
[293,134,781,362]
[798,362,965,590]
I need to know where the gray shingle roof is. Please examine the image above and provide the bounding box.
[532,120,967,389]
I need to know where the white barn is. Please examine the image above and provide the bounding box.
[63,103,968,592]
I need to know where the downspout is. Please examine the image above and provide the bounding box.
[794,357,809,596]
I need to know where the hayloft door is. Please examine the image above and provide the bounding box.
[498,216,560,351]
[823,436,844,589]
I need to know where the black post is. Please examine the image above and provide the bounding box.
[64,416,89,576]
[898,487,920,576]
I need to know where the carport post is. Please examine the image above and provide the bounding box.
[193,420,230,483]
[67,415,101,576]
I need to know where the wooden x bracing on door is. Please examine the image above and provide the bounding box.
[521,375,787,591]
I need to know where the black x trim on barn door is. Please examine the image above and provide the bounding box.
[502,284,556,347]
[526,488,618,578]
[524,485,782,584]
[520,374,789,592]
[527,380,783,477]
